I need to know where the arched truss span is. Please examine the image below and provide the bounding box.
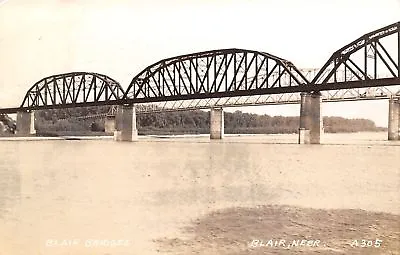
[21,72,125,109]
[123,48,310,103]
[312,21,400,89]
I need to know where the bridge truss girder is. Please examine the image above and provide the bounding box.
[131,85,400,114]
[0,22,398,116]
[20,72,125,109]
[313,21,399,88]
[67,85,399,120]
[123,48,310,102]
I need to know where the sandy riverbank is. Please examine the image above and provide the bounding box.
[155,205,400,254]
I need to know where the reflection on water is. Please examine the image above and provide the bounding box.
[0,132,399,255]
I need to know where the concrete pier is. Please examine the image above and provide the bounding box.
[16,111,36,136]
[114,105,138,142]
[298,92,322,144]
[104,116,116,134]
[388,98,399,140]
[114,105,124,141]
[210,107,224,139]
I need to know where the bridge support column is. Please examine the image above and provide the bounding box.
[114,105,138,142]
[298,92,322,144]
[388,98,399,140]
[210,107,224,139]
[16,111,36,136]
[114,105,124,140]
[104,116,116,134]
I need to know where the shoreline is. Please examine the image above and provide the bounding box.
[0,136,113,141]
[0,131,391,142]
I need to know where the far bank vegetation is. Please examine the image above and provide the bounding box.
[18,106,385,136]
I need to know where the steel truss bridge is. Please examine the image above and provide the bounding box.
[0,21,399,115]
[62,85,400,121]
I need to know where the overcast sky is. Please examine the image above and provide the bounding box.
[0,0,399,126]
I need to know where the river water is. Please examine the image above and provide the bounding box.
[0,132,399,255]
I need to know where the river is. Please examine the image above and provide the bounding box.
[0,132,399,255]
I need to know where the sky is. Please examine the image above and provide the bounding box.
[0,0,399,126]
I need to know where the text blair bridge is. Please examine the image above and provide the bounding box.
[0,22,399,143]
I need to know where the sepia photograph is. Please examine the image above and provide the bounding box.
[0,0,399,254]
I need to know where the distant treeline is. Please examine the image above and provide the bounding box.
[0,114,16,134]
[26,106,386,136]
